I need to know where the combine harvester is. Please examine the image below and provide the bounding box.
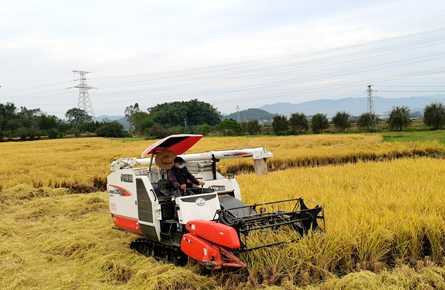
[107,134,324,268]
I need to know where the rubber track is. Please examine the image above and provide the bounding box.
[130,238,188,266]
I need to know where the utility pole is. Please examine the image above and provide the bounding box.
[184,118,187,129]
[68,70,97,117]
[236,105,241,123]
[367,85,376,127]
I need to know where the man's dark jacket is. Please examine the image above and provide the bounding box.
[168,165,200,189]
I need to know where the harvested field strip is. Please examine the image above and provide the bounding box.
[1,135,444,192]
[1,158,445,288]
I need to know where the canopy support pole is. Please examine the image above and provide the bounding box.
[148,150,156,173]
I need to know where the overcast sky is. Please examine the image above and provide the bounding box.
[1,0,445,118]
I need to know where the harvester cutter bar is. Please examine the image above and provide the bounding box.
[233,238,300,253]
[218,197,324,253]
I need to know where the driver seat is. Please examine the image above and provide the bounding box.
[157,179,173,197]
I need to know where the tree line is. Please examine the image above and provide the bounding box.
[0,99,222,141]
[124,99,220,138]
[0,103,127,141]
[268,102,445,135]
[2,100,445,142]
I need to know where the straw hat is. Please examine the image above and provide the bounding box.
[155,150,177,169]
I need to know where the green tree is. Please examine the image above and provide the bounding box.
[272,115,288,135]
[27,128,46,140]
[14,127,29,141]
[95,121,125,137]
[65,108,92,127]
[5,120,19,132]
[200,124,211,136]
[17,107,41,129]
[357,113,378,131]
[0,102,17,120]
[388,106,411,131]
[424,102,445,130]
[0,103,17,136]
[193,125,203,134]
[218,119,242,136]
[148,123,167,139]
[0,102,63,141]
[79,121,103,133]
[332,111,351,132]
[148,99,221,127]
[289,113,309,135]
[311,113,329,134]
[166,126,182,136]
[38,114,59,131]
[240,121,248,133]
[247,120,261,135]
[132,112,154,133]
[140,118,155,133]
[48,128,60,139]
[125,103,141,131]
[66,128,81,137]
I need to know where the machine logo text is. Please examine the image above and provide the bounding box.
[120,174,133,183]
[109,185,132,197]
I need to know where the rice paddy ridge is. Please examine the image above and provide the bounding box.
[1,135,444,193]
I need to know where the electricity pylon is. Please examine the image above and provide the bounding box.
[68,70,97,117]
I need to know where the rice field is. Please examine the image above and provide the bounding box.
[0,135,443,192]
[1,136,445,289]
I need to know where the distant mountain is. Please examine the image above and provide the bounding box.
[93,115,124,121]
[223,108,276,124]
[259,95,445,117]
[115,117,130,130]
[93,115,130,130]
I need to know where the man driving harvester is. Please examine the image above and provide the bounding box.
[168,156,205,197]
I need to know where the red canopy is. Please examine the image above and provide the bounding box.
[141,134,203,158]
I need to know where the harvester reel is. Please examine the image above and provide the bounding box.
[217,197,325,253]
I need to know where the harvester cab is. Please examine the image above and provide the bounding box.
[107,134,324,268]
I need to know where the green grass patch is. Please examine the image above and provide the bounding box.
[105,137,146,143]
[379,130,445,144]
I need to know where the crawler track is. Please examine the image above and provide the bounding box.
[130,238,188,266]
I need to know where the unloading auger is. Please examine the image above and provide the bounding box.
[107,134,324,268]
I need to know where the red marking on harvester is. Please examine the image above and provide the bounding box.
[181,234,246,268]
[109,185,132,197]
[186,220,240,249]
[114,216,142,235]
[181,220,245,268]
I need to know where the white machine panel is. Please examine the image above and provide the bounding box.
[176,193,220,224]
[107,170,138,219]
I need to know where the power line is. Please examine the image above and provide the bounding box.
[93,11,445,73]
[374,85,445,87]
[96,35,445,90]
[377,90,445,92]
[92,26,445,82]
[127,53,445,99]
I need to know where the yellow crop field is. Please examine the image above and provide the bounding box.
[0,135,443,191]
[2,136,445,289]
